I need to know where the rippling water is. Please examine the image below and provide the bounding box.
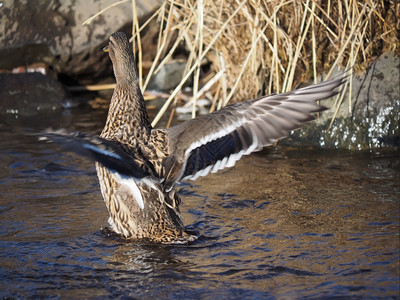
[0,109,399,299]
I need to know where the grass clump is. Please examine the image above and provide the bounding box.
[84,0,400,127]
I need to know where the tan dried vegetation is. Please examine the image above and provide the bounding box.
[83,0,400,127]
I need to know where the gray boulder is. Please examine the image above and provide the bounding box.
[147,61,188,91]
[284,53,400,149]
[0,0,162,80]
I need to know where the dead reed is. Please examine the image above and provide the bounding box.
[83,0,399,127]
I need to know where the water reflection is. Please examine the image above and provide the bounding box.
[0,110,399,298]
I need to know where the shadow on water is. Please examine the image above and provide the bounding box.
[0,109,399,298]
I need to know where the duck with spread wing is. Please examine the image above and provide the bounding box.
[41,32,348,243]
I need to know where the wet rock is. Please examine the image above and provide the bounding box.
[61,97,90,109]
[0,0,163,83]
[0,73,67,116]
[284,53,400,150]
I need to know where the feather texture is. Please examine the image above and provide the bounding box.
[39,32,348,243]
[163,75,346,185]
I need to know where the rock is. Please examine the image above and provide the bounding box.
[0,0,163,83]
[147,61,188,91]
[0,73,68,116]
[283,52,400,150]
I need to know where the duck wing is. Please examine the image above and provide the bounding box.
[38,130,151,180]
[162,75,347,189]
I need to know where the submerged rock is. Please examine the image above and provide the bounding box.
[283,53,400,150]
[0,73,67,116]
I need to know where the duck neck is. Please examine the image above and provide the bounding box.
[102,83,152,140]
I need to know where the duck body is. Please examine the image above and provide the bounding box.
[95,33,189,242]
[42,32,348,243]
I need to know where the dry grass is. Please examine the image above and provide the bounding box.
[83,0,400,127]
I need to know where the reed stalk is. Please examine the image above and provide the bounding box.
[82,0,399,128]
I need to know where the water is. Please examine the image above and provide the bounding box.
[0,108,399,299]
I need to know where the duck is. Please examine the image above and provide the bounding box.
[41,32,348,243]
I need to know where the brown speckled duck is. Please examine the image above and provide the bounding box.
[42,32,348,243]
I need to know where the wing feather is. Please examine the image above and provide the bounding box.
[164,74,348,185]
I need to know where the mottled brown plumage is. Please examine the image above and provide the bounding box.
[41,32,348,243]
[97,32,190,243]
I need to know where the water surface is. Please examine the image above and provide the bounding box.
[0,109,399,299]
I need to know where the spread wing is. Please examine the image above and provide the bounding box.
[38,130,151,180]
[162,74,347,189]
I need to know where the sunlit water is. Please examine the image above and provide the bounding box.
[0,108,399,299]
